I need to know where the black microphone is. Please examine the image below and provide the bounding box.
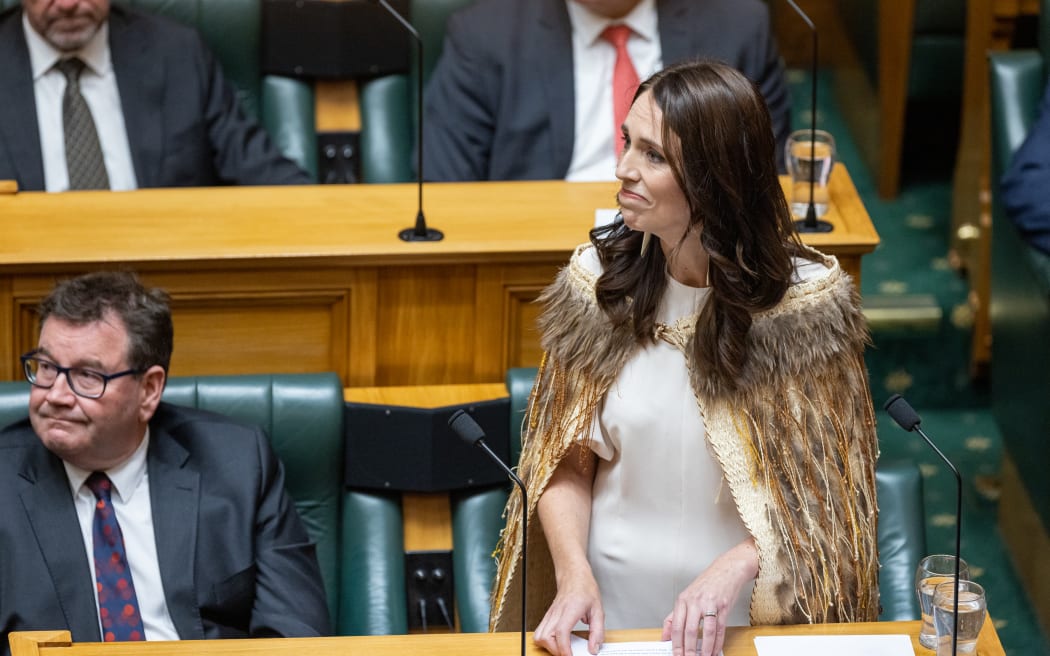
[370,0,443,242]
[884,394,962,655]
[785,0,833,233]
[448,409,526,656]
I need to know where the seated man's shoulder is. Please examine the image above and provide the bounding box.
[151,403,265,451]
[0,418,38,457]
[110,4,206,48]
[447,0,537,36]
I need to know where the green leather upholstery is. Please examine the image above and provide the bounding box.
[501,367,926,622]
[989,49,1050,535]
[359,0,474,183]
[0,381,29,430]
[874,461,926,620]
[339,489,408,635]
[452,486,507,632]
[0,373,345,629]
[0,0,318,180]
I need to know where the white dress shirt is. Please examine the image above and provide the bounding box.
[65,429,180,640]
[565,0,662,182]
[24,15,138,192]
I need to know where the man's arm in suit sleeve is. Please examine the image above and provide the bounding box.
[422,10,499,182]
[247,429,332,637]
[194,34,312,186]
[1001,80,1050,256]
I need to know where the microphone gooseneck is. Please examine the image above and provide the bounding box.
[884,394,962,656]
[785,0,833,233]
[447,409,527,656]
[373,0,443,242]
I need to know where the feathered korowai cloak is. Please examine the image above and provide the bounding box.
[489,244,880,631]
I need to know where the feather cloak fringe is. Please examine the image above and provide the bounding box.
[489,244,880,631]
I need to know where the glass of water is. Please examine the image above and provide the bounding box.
[785,128,836,219]
[933,579,987,654]
[916,554,970,649]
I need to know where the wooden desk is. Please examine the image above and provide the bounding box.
[0,170,877,386]
[9,620,1006,656]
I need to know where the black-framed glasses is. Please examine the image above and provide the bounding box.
[20,351,142,399]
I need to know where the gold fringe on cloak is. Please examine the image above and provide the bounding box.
[489,244,880,631]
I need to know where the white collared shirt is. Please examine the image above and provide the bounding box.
[24,14,137,192]
[65,428,179,640]
[565,0,662,181]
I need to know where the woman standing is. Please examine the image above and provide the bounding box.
[489,61,879,656]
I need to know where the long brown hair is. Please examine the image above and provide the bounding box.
[591,60,809,391]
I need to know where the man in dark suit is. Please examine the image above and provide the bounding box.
[422,0,790,182]
[0,0,309,191]
[0,272,330,654]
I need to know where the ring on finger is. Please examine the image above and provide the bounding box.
[703,610,717,618]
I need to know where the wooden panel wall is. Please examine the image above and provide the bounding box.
[2,262,557,387]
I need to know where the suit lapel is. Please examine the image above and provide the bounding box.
[536,0,575,177]
[657,0,693,65]
[148,423,204,639]
[108,7,164,189]
[18,446,102,642]
[0,9,46,191]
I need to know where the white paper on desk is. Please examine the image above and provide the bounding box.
[569,635,723,656]
[753,634,914,656]
[594,208,619,228]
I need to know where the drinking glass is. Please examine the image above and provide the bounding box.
[933,579,987,655]
[785,129,836,219]
[915,554,970,649]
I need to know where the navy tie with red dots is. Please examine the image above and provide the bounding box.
[85,472,145,642]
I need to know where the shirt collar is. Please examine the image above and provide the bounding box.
[566,0,658,47]
[23,13,112,81]
[64,427,150,504]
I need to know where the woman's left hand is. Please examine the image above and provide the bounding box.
[660,538,759,656]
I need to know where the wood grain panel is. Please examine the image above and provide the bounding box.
[473,263,558,381]
[376,265,477,385]
[402,492,453,552]
[0,277,13,380]
[169,300,339,377]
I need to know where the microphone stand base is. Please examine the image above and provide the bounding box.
[399,227,444,242]
[794,218,834,233]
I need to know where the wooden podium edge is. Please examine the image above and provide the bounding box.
[8,631,72,656]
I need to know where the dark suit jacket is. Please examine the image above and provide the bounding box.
[0,403,330,654]
[1001,79,1050,255]
[422,0,790,181]
[0,6,309,190]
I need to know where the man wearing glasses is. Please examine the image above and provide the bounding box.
[0,272,330,654]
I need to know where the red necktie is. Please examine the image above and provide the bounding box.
[601,24,640,154]
[86,472,145,642]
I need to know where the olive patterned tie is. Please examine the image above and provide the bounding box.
[57,58,110,190]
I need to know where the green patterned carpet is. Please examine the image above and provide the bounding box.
[788,70,1050,654]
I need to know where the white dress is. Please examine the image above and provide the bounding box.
[580,249,828,630]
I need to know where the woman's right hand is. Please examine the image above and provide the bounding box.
[533,569,605,656]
